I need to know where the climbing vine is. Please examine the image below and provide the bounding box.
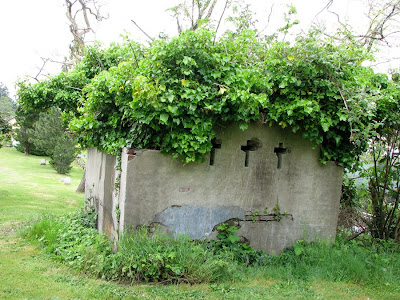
[17,28,390,167]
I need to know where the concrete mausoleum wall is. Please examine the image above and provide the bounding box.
[86,121,343,254]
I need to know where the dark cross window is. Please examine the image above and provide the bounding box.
[274,142,288,169]
[209,138,222,165]
[241,138,260,167]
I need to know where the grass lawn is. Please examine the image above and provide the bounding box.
[0,147,399,299]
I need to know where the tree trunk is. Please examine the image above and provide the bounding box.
[76,169,86,193]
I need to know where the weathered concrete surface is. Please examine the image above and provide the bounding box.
[86,121,343,254]
[153,205,246,239]
[85,148,118,240]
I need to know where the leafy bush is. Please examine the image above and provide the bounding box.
[18,28,388,167]
[25,208,111,265]
[25,209,400,287]
[207,222,268,266]
[25,209,238,284]
[112,228,234,283]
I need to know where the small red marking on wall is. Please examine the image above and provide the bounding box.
[127,148,136,161]
[179,187,190,193]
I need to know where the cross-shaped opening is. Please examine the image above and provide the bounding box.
[274,142,287,169]
[209,138,222,165]
[241,138,260,167]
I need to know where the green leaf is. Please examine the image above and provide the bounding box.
[227,234,240,243]
[238,123,248,131]
[279,81,287,89]
[294,244,303,256]
[218,87,227,95]
[159,113,169,124]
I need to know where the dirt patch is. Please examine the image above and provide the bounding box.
[0,221,22,236]
[1,227,15,235]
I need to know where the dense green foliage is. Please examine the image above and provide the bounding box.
[0,83,15,148]
[50,134,76,174]
[27,108,69,155]
[26,209,400,287]
[208,222,267,265]
[14,41,142,156]
[14,106,46,155]
[357,75,400,240]
[26,209,237,284]
[17,41,143,117]
[338,72,400,241]
[0,83,16,120]
[0,113,11,148]
[17,28,389,166]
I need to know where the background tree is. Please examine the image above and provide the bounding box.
[0,83,16,119]
[14,0,107,185]
[169,0,219,34]
[0,113,11,148]
[14,106,46,156]
[28,108,69,156]
[65,0,107,66]
[353,73,400,241]
[28,108,76,174]
[361,0,400,52]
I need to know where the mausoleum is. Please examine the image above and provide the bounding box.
[86,121,343,254]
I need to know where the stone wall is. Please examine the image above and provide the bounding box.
[86,121,343,254]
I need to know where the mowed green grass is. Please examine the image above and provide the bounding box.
[0,147,83,226]
[0,147,399,299]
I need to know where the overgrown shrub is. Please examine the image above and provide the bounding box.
[25,209,400,287]
[207,222,268,266]
[112,228,234,283]
[25,209,238,284]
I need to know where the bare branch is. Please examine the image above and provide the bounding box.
[41,57,74,67]
[257,4,275,37]
[312,0,333,22]
[213,0,229,45]
[131,20,155,42]
[204,0,218,20]
[65,85,83,91]
[78,0,94,32]
[32,58,51,82]
[327,5,345,27]
[191,0,195,29]
[173,0,220,33]
[64,0,107,64]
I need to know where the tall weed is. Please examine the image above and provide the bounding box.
[24,210,238,284]
[24,210,400,287]
[112,228,235,283]
[262,235,400,286]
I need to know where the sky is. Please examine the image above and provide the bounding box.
[0,0,398,99]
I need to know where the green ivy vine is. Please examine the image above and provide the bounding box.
[17,28,395,167]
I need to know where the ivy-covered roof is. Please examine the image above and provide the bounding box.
[17,28,397,167]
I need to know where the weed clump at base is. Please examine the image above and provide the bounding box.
[24,209,400,288]
[262,236,400,286]
[24,209,238,284]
